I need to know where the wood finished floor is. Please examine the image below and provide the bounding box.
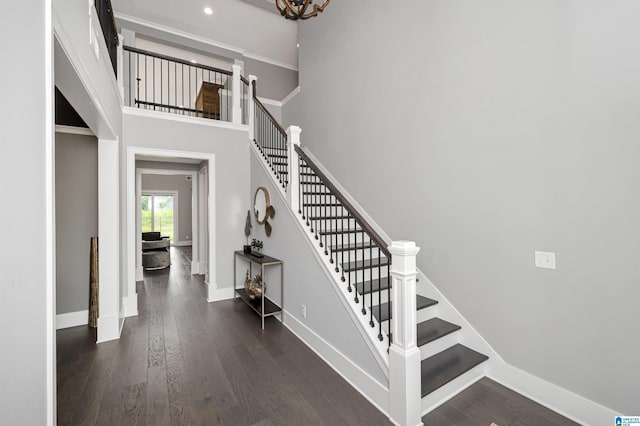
[57,247,578,426]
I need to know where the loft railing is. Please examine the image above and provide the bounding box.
[123,45,236,122]
[253,81,289,189]
[295,146,392,345]
[94,0,118,74]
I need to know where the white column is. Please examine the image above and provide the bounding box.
[231,64,242,125]
[388,241,423,426]
[248,75,257,142]
[286,126,302,212]
[98,138,121,343]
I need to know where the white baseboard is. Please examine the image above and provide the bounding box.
[56,310,89,330]
[123,294,138,317]
[283,311,390,416]
[97,314,120,343]
[172,240,192,247]
[488,363,617,426]
[135,265,143,282]
[191,260,200,274]
[206,281,235,303]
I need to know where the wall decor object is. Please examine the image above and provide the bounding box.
[244,210,252,253]
[275,0,330,20]
[88,236,99,328]
[254,187,276,237]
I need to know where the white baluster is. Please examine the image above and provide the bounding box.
[388,241,423,426]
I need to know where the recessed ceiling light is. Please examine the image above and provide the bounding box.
[190,59,198,64]
[297,43,300,48]
[203,7,213,15]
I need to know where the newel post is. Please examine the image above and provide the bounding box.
[231,64,242,125]
[117,34,124,100]
[286,126,302,211]
[248,75,257,141]
[388,241,423,426]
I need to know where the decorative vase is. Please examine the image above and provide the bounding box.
[244,272,266,299]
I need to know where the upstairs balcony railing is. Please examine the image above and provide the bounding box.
[123,46,251,124]
[94,0,118,74]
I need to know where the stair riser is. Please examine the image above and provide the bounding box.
[301,206,349,217]
[344,269,389,284]
[376,301,438,329]
[419,332,460,361]
[421,364,486,416]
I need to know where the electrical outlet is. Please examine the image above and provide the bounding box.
[301,304,307,318]
[535,251,556,270]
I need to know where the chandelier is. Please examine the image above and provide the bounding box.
[275,0,330,20]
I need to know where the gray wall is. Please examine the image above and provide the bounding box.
[245,57,298,101]
[284,0,640,414]
[56,132,98,315]
[141,174,193,242]
[123,114,249,291]
[250,153,387,386]
[0,1,50,424]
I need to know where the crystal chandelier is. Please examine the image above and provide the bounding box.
[275,0,330,20]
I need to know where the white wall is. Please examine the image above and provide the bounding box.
[141,174,193,243]
[285,0,640,416]
[123,112,249,295]
[55,132,98,315]
[0,1,53,424]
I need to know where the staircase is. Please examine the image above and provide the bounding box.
[251,92,489,423]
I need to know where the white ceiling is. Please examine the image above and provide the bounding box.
[112,0,298,69]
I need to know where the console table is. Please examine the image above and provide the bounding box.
[233,251,283,329]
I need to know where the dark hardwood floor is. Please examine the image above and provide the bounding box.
[56,247,390,425]
[57,247,578,426]
[423,377,579,426]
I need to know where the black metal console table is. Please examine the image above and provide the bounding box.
[233,251,283,329]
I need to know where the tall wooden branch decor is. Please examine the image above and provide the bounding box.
[89,237,99,328]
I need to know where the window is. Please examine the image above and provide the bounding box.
[141,194,175,241]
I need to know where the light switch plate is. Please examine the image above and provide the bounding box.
[535,251,556,270]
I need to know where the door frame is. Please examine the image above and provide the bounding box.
[126,147,216,312]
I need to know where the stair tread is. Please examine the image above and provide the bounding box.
[342,257,389,272]
[416,318,461,346]
[421,344,488,397]
[372,295,438,322]
[307,203,344,208]
[318,228,362,236]
[356,277,390,295]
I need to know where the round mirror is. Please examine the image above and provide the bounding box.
[254,187,270,225]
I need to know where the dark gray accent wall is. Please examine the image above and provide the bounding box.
[245,57,298,101]
[284,1,640,415]
[55,132,98,315]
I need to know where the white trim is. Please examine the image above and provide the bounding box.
[281,86,300,106]
[96,314,120,343]
[123,106,249,132]
[45,0,56,422]
[138,168,198,275]
[487,366,616,426]
[56,310,89,330]
[127,147,216,306]
[115,12,298,71]
[257,96,282,108]
[54,124,95,136]
[123,294,138,317]
[283,312,390,415]
[243,51,298,72]
[141,189,180,245]
[172,240,193,247]
[205,282,235,303]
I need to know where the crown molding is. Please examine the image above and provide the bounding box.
[115,12,298,72]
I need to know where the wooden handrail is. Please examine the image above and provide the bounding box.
[294,145,391,258]
[123,45,233,76]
